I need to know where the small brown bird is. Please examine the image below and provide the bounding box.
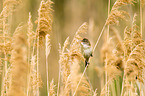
[80,38,93,67]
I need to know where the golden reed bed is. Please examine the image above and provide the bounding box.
[0,0,145,96]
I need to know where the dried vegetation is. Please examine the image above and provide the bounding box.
[0,0,145,96]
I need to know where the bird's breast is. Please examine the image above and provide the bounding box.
[83,48,92,58]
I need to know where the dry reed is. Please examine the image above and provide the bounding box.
[121,14,145,96]
[35,0,53,95]
[37,0,53,41]
[58,22,92,96]
[1,0,145,96]
[0,0,22,95]
[8,25,28,96]
[49,80,56,96]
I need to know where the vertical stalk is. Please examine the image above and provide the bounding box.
[1,32,7,96]
[93,22,106,52]
[107,0,110,40]
[121,28,128,96]
[106,0,110,95]
[27,33,31,96]
[140,1,143,95]
[140,83,142,96]
[57,62,61,96]
[46,34,49,96]
[140,0,143,37]
[1,10,7,96]
[72,64,89,96]
[36,35,40,96]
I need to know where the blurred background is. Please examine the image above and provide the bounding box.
[0,0,144,95]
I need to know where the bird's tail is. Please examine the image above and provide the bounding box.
[85,60,89,67]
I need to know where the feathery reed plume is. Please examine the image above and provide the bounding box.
[106,0,110,95]
[100,78,114,96]
[35,0,53,94]
[106,0,135,25]
[131,14,143,49]
[8,25,28,96]
[27,13,35,48]
[27,13,36,96]
[125,14,143,79]
[101,27,124,95]
[0,0,22,95]
[121,14,145,96]
[70,22,88,60]
[93,89,98,96]
[139,0,144,94]
[93,0,135,52]
[0,0,22,18]
[59,37,70,96]
[0,0,22,38]
[121,26,132,96]
[140,0,145,6]
[59,23,91,96]
[49,80,56,96]
[3,0,22,7]
[101,27,124,77]
[125,42,145,81]
[70,56,91,96]
[30,55,42,96]
[36,0,53,94]
[37,0,53,43]
[123,43,145,96]
[123,27,132,61]
[1,67,11,96]
[70,23,91,96]
[70,23,92,96]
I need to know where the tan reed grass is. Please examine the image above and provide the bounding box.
[106,0,110,95]
[58,37,70,96]
[26,13,36,96]
[37,0,53,42]
[49,79,56,96]
[93,0,135,52]
[101,27,124,75]
[36,0,53,95]
[100,27,124,96]
[140,0,143,37]
[8,25,28,96]
[58,22,92,96]
[45,34,51,95]
[0,0,22,95]
[1,0,145,96]
[93,89,98,96]
[121,14,145,96]
[30,55,42,96]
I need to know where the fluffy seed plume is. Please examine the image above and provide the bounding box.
[106,0,136,25]
[125,42,145,82]
[8,25,28,96]
[70,22,88,60]
[121,14,145,96]
[70,22,91,96]
[59,37,71,96]
[124,14,144,81]
[59,23,91,96]
[30,55,41,96]
[101,27,124,79]
[49,80,56,96]
[27,13,35,46]
[37,0,53,38]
